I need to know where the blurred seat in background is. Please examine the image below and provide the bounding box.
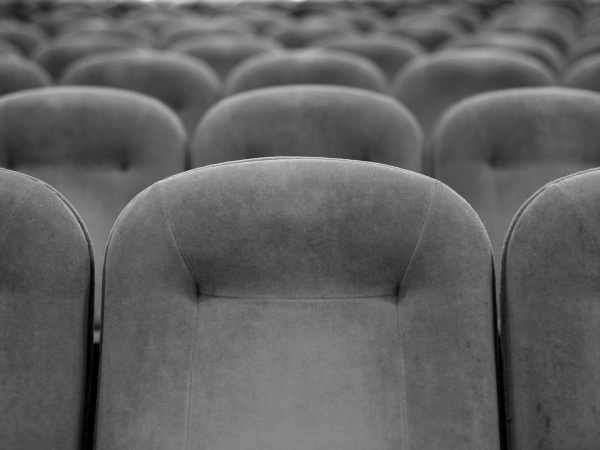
[60,49,221,137]
[32,34,151,79]
[311,33,424,81]
[502,168,600,449]
[380,12,464,51]
[0,86,187,334]
[392,49,557,174]
[0,19,47,56]
[96,157,499,450]
[225,48,389,96]
[0,168,93,450]
[191,85,422,172]
[0,54,51,95]
[431,87,600,259]
[562,53,600,92]
[168,34,282,81]
[442,31,563,74]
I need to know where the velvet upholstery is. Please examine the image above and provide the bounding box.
[224,48,389,96]
[501,168,600,449]
[432,87,600,259]
[59,49,222,136]
[96,157,499,450]
[0,86,187,331]
[191,85,422,171]
[0,168,93,449]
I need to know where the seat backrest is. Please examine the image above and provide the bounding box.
[168,35,282,81]
[0,86,187,331]
[0,54,51,95]
[32,37,151,79]
[442,31,563,74]
[0,168,93,449]
[191,85,422,171]
[562,54,600,92]
[224,48,389,96]
[59,49,222,136]
[312,34,424,81]
[96,157,499,450]
[392,48,557,140]
[501,168,600,448]
[432,87,600,258]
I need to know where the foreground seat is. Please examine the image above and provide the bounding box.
[96,157,500,450]
[0,168,93,449]
[432,87,600,258]
[191,85,422,171]
[0,87,187,332]
[501,168,600,448]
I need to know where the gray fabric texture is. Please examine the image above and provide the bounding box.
[0,168,93,449]
[97,157,499,450]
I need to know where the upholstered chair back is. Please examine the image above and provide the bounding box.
[311,34,424,81]
[0,168,93,449]
[0,54,51,95]
[96,157,499,450]
[224,48,389,96]
[0,86,187,331]
[562,54,600,92]
[432,87,600,259]
[191,85,422,171]
[32,37,151,79]
[501,168,600,448]
[168,35,282,81]
[60,49,222,136]
[392,49,557,141]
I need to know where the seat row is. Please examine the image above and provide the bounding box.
[2,157,600,449]
[1,83,600,329]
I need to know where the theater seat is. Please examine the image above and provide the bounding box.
[224,48,389,96]
[562,54,600,92]
[392,48,557,140]
[0,55,51,95]
[60,49,222,136]
[311,34,424,81]
[191,85,422,172]
[0,86,187,333]
[96,157,499,450]
[501,168,600,448]
[32,36,151,79]
[431,87,600,259]
[392,49,557,174]
[168,35,282,81]
[0,168,93,449]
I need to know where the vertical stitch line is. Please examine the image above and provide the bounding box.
[184,298,202,450]
[395,181,438,449]
[397,302,409,450]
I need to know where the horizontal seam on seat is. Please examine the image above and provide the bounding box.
[198,294,398,301]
